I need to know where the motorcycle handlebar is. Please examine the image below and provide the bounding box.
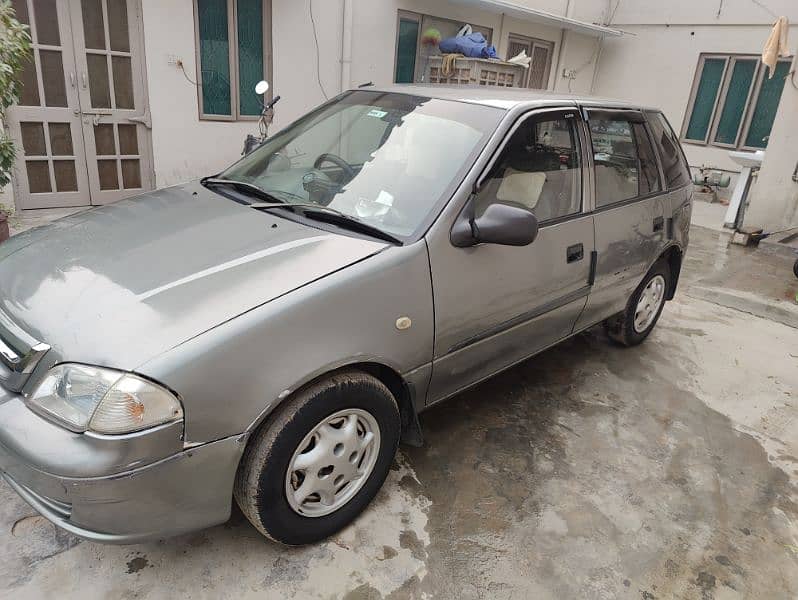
[264,95,281,111]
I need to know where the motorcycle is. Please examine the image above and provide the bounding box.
[242,80,281,155]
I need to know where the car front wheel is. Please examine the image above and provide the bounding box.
[234,370,400,545]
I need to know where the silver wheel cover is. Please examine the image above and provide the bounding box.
[285,408,381,517]
[634,274,666,333]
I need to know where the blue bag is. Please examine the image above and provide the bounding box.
[439,32,497,59]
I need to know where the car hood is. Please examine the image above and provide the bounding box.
[0,182,387,370]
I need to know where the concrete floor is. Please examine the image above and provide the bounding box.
[1,225,797,599]
[689,200,728,233]
[6,207,84,236]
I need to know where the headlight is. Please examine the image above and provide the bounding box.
[27,364,183,434]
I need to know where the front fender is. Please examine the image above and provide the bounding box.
[137,241,434,443]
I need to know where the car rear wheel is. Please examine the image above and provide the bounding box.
[234,370,400,545]
[604,260,670,347]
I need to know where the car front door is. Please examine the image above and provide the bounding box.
[426,108,595,404]
[574,108,669,330]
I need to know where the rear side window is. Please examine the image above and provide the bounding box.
[589,115,665,208]
[589,117,639,207]
[646,111,691,189]
[632,122,662,196]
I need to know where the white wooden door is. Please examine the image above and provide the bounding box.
[70,0,153,204]
[6,0,152,209]
[7,0,91,209]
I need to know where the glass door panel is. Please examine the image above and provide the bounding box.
[6,0,91,208]
[70,0,152,204]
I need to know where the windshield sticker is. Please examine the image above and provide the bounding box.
[375,190,394,206]
[367,109,388,118]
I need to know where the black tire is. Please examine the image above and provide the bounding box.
[234,370,400,545]
[603,260,671,347]
[793,258,798,280]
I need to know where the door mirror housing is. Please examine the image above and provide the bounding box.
[451,202,539,247]
[255,80,270,95]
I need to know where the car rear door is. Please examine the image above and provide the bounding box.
[645,110,694,251]
[426,107,595,404]
[574,107,670,330]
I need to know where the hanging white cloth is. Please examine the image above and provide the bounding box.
[507,49,532,69]
[762,16,790,78]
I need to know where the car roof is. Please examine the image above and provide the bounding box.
[359,84,659,113]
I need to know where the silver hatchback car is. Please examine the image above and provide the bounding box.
[0,86,692,545]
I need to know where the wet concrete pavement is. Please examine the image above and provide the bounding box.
[1,224,797,599]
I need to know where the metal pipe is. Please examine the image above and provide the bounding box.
[551,0,573,91]
[340,0,353,93]
[590,38,604,94]
[498,12,506,56]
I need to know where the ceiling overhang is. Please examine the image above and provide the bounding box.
[449,0,624,37]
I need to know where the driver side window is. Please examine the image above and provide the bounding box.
[475,113,582,223]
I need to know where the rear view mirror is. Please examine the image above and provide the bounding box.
[255,80,270,95]
[451,203,539,247]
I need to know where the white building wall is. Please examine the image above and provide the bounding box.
[745,56,798,230]
[270,0,343,126]
[142,0,262,187]
[592,23,798,175]
[139,0,602,190]
[574,0,796,25]
[587,0,797,209]
[113,0,798,212]
[140,0,344,188]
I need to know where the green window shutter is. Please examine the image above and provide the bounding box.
[395,19,419,83]
[744,60,790,149]
[237,0,264,116]
[197,0,232,116]
[713,59,756,145]
[685,58,726,141]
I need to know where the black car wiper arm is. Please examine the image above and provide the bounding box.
[201,177,285,204]
[249,202,402,245]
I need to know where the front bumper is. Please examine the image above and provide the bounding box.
[0,390,246,544]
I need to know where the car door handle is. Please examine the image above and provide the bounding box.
[653,216,664,232]
[566,243,584,263]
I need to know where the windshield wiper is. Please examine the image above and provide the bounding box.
[201,177,285,204]
[250,202,402,245]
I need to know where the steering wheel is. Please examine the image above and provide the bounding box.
[313,153,356,180]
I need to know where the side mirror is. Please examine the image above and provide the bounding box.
[451,202,539,247]
[255,80,270,95]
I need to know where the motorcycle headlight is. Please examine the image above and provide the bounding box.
[27,364,183,435]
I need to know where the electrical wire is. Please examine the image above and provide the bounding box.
[757,224,798,238]
[749,0,778,19]
[177,59,198,86]
[608,0,622,25]
[309,0,329,100]
[568,0,619,92]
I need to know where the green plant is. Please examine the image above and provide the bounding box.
[0,0,32,194]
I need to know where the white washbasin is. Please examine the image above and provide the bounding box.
[728,150,765,168]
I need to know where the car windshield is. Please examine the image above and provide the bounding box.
[220,91,504,239]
